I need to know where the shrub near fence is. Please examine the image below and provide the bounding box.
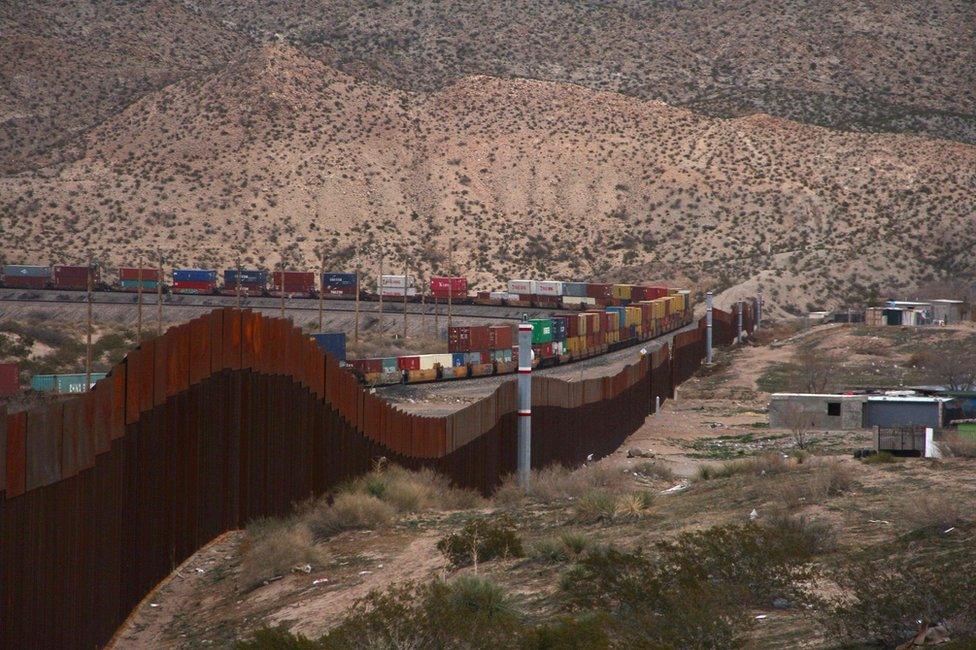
[0,302,755,649]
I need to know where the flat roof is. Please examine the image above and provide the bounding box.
[928,299,964,304]
[771,393,951,404]
[771,393,866,399]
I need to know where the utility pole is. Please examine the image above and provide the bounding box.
[378,256,384,316]
[318,246,324,332]
[434,295,439,338]
[757,290,763,329]
[136,257,143,345]
[86,260,93,391]
[420,270,427,335]
[354,266,361,343]
[517,316,533,491]
[447,280,453,336]
[737,300,744,344]
[279,257,286,320]
[156,250,163,336]
[705,291,713,365]
[402,255,409,340]
[235,258,242,309]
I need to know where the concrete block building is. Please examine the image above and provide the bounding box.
[769,393,950,431]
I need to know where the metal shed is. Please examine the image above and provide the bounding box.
[928,299,964,324]
[862,396,950,429]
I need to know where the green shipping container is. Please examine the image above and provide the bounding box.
[31,372,107,393]
[529,319,553,344]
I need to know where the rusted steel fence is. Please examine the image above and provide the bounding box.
[0,304,755,648]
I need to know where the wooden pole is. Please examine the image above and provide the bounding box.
[136,258,143,344]
[434,295,439,339]
[447,280,453,336]
[236,258,242,309]
[378,256,384,316]
[354,267,360,343]
[279,258,286,320]
[156,250,163,336]
[402,255,408,340]
[421,270,427,335]
[86,260,92,390]
[318,247,324,332]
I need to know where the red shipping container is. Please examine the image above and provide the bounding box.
[2,276,46,289]
[350,358,382,374]
[53,265,100,289]
[448,327,471,352]
[0,362,18,396]
[566,316,580,338]
[272,271,315,294]
[488,325,513,350]
[119,267,161,282]
[172,280,215,293]
[430,276,467,298]
[469,325,490,351]
[397,356,420,371]
[586,283,613,299]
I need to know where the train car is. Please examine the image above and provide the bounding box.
[223,269,267,296]
[430,276,467,300]
[311,332,346,361]
[172,268,217,294]
[321,272,358,299]
[117,267,161,292]
[271,271,315,297]
[2,265,51,289]
[52,265,101,290]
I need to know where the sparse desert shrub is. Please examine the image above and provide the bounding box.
[861,451,899,464]
[437,515,524,568]
[573,489,618,523]
[240,517,329,587]
[494,463,631,505]
[305,493,394,540]
[521,613,610,649]
[900,493,962,532]
[763,509,837,556]
[822,535,976,647]
[633,461,675,482]
[530,532,592,564]
[613,490,654,521]
[319,577,523,649]
[340,464,484,512]
[235,626,320,649]
[696,453,789,480]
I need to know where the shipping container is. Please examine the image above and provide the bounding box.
[508,279,538,295]
[311,332,346,361]
[2,265,51,288]
[537,280,564,296]
[52,265,100,290]
[381,357,399,373]
[488,324,513,350]
[470,325,491,351]
[448,326,471,352]
[529,318,553,345]
[322,272,357,288]
[119,279,159,290]
[272,271,315,295]
[549,316,568,341]
[224,269,268,286]
[30,372,106,393]
[424,353,454,370]
[380,274,415,288]
[172,269,217,283]
[171,280,216,294]
[349,358,382,374]
[430,276,467,298]
[612,284,634,300]
[397,356,421,371]
[586,283,613,300]
[562,281,588,298]
[119,267,160,282]
[376,285,418,298]
[466,351,486,365]
[452,352,468,367]
[0,362,19,396]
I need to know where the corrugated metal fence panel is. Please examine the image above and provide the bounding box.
[0,408,6,494]
[5,412,26,498]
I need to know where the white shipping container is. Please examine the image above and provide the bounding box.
[561,296,596,306]
[506,293,525,302]
[537,280,564,296]
[380,274,414,288]
[424,353,454,370]
[377,285,418,297]
[507,279,537,295]
[489,291,508,300]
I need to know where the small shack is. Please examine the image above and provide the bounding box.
[769,393,951,431]
[928,299,964,324]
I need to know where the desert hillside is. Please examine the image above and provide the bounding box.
[1,43,974,315]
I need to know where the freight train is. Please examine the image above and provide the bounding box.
[345,292,693,386]
[0,264,688,313]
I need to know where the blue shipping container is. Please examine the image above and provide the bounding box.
[322,272,357,287]
[312,332,346,361]
[452,352,467,367]
[563,282,588,298]
[381,357,398,372]
[224,269,268,285]
[549,317,567,341]
[4,265,51,278]
[172,269,217,282]
[31,373,106,393]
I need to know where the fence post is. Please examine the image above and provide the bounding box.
[706,291,713,365]
[518,317,533,491]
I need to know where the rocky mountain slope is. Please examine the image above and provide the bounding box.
[2,43,973,316]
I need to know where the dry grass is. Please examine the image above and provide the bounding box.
[341,464,484,513]
[494,463,633,506]
[633,461,676,483]
[240,517,330,587]
[939,434,976,459]
[696,453,790,481]
[900,493,963,532]
[769,459,855,511]
[306,493,395,540]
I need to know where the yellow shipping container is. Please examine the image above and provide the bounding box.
[626,306,641,326]
[667,287,679,296]
[648,298,666,319]
[577,314,587,336]
[677,289,691,311]
[613,284,634,300]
